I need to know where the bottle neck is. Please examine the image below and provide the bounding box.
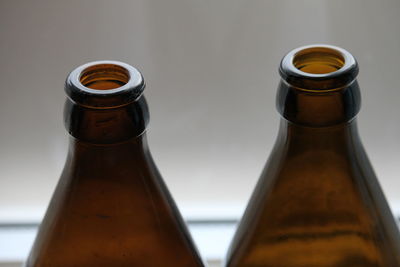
[64,96,149,144]
[276,80,361,127]
[66,133,150,168]
[276,118,360,152]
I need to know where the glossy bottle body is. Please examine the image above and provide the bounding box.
[226,45,400,267]
[26,61,204,267]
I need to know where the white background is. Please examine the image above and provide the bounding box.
[0,0,400,222]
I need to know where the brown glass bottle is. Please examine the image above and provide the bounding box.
[226,45,400,267]
[26,61,205,267]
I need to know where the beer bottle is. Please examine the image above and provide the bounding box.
[26,61,205,267]
[226,45,400,267]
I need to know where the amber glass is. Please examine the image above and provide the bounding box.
[226,45,400,267]
[26,61,205,267]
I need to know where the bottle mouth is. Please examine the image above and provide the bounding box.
[279,44,358,91]
[292,47,345,74]
[65,61,145,108]
[79,64,130,90]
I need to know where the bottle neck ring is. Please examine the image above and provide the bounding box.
[279,44,358,91]
[277,45,361,127]
[64,61,149,143]
[65,60,145,108]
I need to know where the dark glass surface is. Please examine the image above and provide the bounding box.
[26,61,205,267]
[226,45,400,267]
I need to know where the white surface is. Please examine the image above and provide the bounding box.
[190,223,237,261]
[0,227,36,263]
[0,0,400,221]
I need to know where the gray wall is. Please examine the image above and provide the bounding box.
[0,0,399,221]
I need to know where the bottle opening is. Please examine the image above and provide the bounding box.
[293,47,345,74]
[79,64,130,90]
[279,45,358,91]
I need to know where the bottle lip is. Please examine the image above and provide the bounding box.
[65,60,145,108]
[279,44,359,91]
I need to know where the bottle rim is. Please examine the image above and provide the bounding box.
[279,44,359,91]
[65,60,145,108]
